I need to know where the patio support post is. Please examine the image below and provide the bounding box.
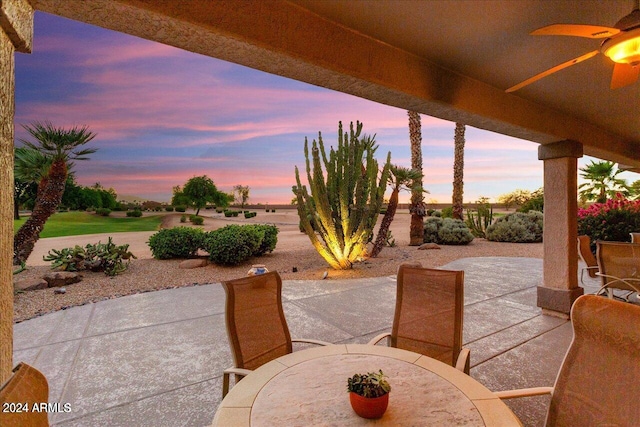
[0,0,32,382]
[537,140,584,317]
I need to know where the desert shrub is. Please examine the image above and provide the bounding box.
[244,211,257,218]
[175,205,186,212]
[126,209,142,217]
[165,206,174,212]
[216,208,224,213]
[578,197,640,252]
[423,217,474,245]
[486,211,543,243]
[180,215,187,223]
[96,208,111,217]
[441,207,453,218]
[423,217,443,243]
[204,225,263,265]
[191,216,204,225]
[432,210,442,217]
[189,214,197,222]
[426,208,436,216]
[271,209,276,213]
[224,211,233,217]
[465,203,493,238]
[147,227,205,259]
[249,224,279,255]
[43,237,136,276]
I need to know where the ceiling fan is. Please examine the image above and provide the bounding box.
[507,0,640,92]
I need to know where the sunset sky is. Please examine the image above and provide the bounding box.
[14,12,634,204]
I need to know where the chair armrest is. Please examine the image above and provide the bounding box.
[291,338,332,346]
[367,332,391,345]
[455,348,470,374]
[494,387,554,399]
[223,367,253,378]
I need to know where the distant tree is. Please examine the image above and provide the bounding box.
[234,184,250,208]
[630,180,640,200]
[171,185,190,207]
[182,175,228,215]
[14,122,97,264]
[452,123,466,220]
[408,111,426,245]
[579,160,629,203]
[498,189,532,210]
[14,176,37,220]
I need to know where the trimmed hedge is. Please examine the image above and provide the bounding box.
[204,225,263,265]
[96,208,111,216]
[126,209,142,217]
[147,227,205,259]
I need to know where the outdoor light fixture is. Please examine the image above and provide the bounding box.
[602,27,640,66]
[507,2,640,92]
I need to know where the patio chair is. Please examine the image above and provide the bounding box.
[0,362,49,426]
[368,263,470,374]
[221,271,330,397]
[494,294,640,426]
[577,235,599,286]
[595,241,640,300]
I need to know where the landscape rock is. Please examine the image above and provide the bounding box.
[54,287,66,294]
[418,243,441,250]
[14,278,48,292]
[179,259,209,269]
[43,272,82,288]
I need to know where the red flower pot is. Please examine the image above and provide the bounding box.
[349,392,389,419]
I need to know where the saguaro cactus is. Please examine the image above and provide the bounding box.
[293,121,391,270]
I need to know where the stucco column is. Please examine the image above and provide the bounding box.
[0,0,32,383]
[537,140,583,317]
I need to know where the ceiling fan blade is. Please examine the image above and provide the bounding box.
[611,63,640,89]
[531,24,620,38]
[506,50,600,93]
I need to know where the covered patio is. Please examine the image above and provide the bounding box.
[2,1,640,425]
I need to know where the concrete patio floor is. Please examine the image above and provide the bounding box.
[13,256,613,427]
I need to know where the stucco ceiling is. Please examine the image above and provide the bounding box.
[291,0,639,147]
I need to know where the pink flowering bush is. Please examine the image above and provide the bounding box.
[577,195,640,252]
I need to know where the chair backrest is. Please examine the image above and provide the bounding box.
[595,241,640,292]
[546,295,640,426]
[0,363,49,427]
[221,272,293,371]
[577,235,598,278]
[631,232,640,244]
[392,264,464,368]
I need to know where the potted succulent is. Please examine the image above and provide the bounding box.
[346,370,391,419]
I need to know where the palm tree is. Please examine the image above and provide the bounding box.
[408,111,426,245]
[13,122,97,264]
[370,166,423,257]
[452,123,466,220]
[578,160,629,203]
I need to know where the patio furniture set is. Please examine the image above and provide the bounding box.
[578,233,640,300]
[2,262,640,426]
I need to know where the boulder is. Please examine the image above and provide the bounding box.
[179,259,209,269]
[13,278,48,292]
[418,243,441,250]
[43,272,82,288]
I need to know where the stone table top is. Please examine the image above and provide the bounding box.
[212,344,522,426]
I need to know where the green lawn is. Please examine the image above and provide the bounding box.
[14,211,163,238]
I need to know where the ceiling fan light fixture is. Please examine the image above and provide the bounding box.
[602,28,640,65]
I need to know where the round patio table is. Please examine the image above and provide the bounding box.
[212,344,522,426]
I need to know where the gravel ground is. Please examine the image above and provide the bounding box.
[13,211,543,323]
